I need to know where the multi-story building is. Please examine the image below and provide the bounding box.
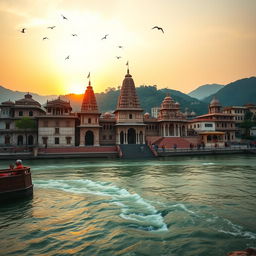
[189,97,237,147]
[38,97,77,147]
[1,70,243,150]
[0,94,45,148]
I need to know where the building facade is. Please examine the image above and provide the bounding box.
[0,71,243,149]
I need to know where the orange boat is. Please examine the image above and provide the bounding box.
[0,167,33,201]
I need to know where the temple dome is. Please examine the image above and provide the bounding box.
[1,100,14,105]
[81,82,99,113]
[144,112,150,118]
[210,97,221,107]
[160,94,178,110]
[15,93,41,107]
[116,70,141,110]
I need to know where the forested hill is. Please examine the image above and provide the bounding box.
[65,85,208,115]
[203,77,256,106]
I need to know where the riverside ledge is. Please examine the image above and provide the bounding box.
[0,146,255,160]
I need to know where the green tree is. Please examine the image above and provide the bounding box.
[15,117,36,147]
[240,110,255,139]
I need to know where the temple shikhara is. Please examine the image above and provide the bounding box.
[0,68,254,156]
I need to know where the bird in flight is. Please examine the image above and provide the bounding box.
[61,14,68,20]
[42,37,49,40]
[71,34,78,37]
[152,26,164,33]
[48,26,56,29]
[20,28,26,33]
[116,56,122,59]
[101,34,109,40]
[65,55,70,60]
[117,45,123,48]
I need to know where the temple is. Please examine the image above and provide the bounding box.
[1,69,252,153]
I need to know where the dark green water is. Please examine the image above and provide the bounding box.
[0,155,256,256]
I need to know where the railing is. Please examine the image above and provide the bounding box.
[156,145,255,153]
[0,167,31,176]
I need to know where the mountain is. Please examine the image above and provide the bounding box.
[0,84,208,115]
[203,77,256,106]
[188,84,223,100]
[0,85,57,105]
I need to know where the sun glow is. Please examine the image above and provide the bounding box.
[67,83,85,94]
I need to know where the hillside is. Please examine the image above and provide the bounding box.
[63,85,208,115]
[0,84,208,115]
[203,77,256,106]
[188,84,223,100]
[0,85,57,105]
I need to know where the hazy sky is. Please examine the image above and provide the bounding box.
[0,0,255,95]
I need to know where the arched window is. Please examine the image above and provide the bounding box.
[17,135,23,145]
[5,135,10,145]
[28,135,34,145]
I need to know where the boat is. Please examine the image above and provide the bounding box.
[0,167,33,201]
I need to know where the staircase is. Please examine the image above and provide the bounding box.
[119,144,155,159]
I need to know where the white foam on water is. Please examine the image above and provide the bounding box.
[35,179,168,231]
[202,162,214,165]
[170,203,197,215]
[215,218,256,240]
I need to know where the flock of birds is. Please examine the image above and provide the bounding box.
[20,14,164,64]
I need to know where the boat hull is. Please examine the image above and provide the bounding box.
[0,168,33,202]
[0,185,33,202]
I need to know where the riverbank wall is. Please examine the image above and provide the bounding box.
[0,146,255,160]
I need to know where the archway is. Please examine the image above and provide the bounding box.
[17,135,23,145]
[128,128,136,144]
[28,135,34,145]
[85,130,94,145]
[120,131,124,144]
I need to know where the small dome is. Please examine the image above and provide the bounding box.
[1,100,14,105]
[103,112,112,118]
[144,112,150,118]
[191,111,196,116]
[210,97,220,107]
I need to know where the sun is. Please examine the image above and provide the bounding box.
[67,83,85,94]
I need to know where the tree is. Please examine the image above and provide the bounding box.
[15,117,36,148]
[240,110,256,139]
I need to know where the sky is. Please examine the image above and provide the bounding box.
[0,0,255,95]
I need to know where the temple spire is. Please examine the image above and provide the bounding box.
[126,61,129,74]
[81,80,99,113]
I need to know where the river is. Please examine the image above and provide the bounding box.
[0,154,256,256]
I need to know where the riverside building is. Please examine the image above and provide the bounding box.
[0,70,241,150]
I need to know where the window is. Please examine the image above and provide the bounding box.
[88,118,91,124]
[47,108,51,113]
[205,123,213,128]
[42,137,48,145]
[5,135,10,144]
[103,135,106,140]
[29,111,33,116]
[66,137,71,144]
[129,114,132,119]
[5,123,10,129]
[55,137,60,144]
[55,128,60,134]
[19,111,23,116]
[109,135,112,140]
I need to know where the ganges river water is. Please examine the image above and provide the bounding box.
[0,154,256,256]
